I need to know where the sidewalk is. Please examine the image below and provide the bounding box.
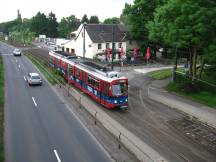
[148,80,216,129]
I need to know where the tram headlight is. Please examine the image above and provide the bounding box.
[125,99,128,102]
[114,100,117,104]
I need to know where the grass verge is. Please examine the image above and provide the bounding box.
[167,82,216,108]
[0,54,4,161]
[148,68,184,80]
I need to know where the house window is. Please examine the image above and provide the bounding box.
[106,43,110,49]
[66,48,70,53]
[98,43,102,50]
[118,43,122,48]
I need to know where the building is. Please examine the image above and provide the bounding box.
[63,24,129,59]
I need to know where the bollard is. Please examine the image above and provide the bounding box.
[79,96,82,108]
[118,143,121,149]
[94,111,97,125]
[118,132,122,149]
[68,86,70,96]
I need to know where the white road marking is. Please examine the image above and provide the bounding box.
[15,59,17,62]
[24,76,26,81]
[54,149,62,162]
[18,65,21,68]
[32,97,37,107]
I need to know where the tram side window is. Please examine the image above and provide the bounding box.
[77,69,81,79]
[93,79,99,89]
[62,61,65,67]
[103,82,109,96]
[82,71,85,83]
[106,84,110,96]
[56,59,60,65]
[68,66,73,76]
[88,75,93,85]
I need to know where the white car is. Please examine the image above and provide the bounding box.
[13,48,22,56]
[27,73,42,86]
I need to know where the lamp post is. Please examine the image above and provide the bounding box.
[83,22,87,59]
[173,47,178,81]
[111,25,115,70]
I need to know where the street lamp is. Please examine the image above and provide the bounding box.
[83,22,87,59]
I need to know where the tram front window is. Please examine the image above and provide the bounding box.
[112,83,127,96]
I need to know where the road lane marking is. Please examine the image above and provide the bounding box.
[18,65,21,68]
[54,149,62,162]
[32,97,37,107]
[24,76,26,81]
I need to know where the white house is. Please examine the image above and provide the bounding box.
[63,24,129,59]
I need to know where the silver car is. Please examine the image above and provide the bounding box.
[27,73,42,85]
[13,48,22,56]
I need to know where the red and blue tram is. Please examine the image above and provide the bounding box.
[49,51,128,110]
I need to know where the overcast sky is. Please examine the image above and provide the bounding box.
[0,0,134,23]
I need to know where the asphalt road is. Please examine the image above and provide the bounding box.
[0,43,112,162]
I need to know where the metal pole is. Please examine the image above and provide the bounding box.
[173,47,178,81]
[83,23,86,59]
[111,25,115,70]
[67,65,70,96]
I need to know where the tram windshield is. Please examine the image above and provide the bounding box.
[112,83,127,96]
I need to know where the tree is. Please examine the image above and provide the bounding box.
[30,12,48,35]
[58,15,81,38]
[89,15,99,24]
[47,12,58,37]
[121,0,166,58]
[103,17,120,24]
[121,0,165,41]
[147,0,216,80]
[81,14,89,23]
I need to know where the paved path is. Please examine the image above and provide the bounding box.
[134,66,216,128]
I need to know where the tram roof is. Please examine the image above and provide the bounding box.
[49,50,127,82]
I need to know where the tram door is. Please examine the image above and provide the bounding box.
[101,81,110,105]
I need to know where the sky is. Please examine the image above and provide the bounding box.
[0,0,134,23]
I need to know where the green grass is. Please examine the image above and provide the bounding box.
[167,82,216,108]
[148,68,184,80]
[0,54,4,161]
[25,53,66,85]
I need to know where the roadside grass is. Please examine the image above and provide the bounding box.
[167,82,216,108]
[148,68,184,80]
[24,53,66,85]
[0,54,4,161]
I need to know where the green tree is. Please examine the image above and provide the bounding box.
[58,15,81,38]
[89,15,99,24]
[30,12,48,36]
[103,17,120,24]
[147,0,216,80]
[121,0,166,58]
[81,14,89,23]
[47,12,58,37]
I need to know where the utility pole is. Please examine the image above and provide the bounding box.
[173,47,178,81]
[111,25,115,70]
[83,22,87,59]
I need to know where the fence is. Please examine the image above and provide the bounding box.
[175,71,216,93]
